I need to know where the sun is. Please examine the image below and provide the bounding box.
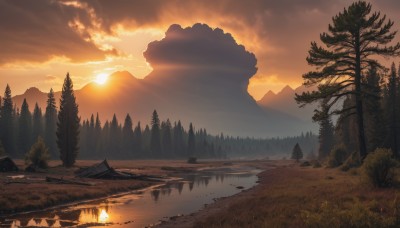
[94,73,109,85]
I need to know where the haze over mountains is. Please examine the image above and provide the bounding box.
[12,24,317,138]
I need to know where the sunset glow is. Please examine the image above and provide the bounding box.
[99,209,109,223]
[94,73,108,85]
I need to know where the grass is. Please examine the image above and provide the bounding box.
[193,164,400,228]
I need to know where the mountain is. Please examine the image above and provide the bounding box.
[257,85,318,128]
[12,71,312,138]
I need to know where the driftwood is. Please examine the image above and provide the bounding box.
[46,176,95,186]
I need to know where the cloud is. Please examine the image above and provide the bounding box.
[144,24,257,79]
[0,0,117,65]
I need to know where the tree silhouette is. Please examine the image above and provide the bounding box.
[57,73,80,167]
[32,103,43,142]
[150,110,161,157]
[18,99,32,156]
[296,1,400,160]
[45,88,57,158]
[188,123,195,157]
[1,84,15,156]
[291,143,303,162]
[122,114,134,157]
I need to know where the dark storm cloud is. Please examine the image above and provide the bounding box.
[0,0,117,65]
[143,24,257,79]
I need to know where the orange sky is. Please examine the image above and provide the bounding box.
[1,0,400,100]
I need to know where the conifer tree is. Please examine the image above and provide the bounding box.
[133,122,142,157]
[18,99,32,156]
[317,100,334,159]
[385,63,399,157]
[143,124,151,157]
[56,73,80,167]
[150,110,161,157]
[363,65,385,153]
[188,123,195,157]
[161,119,172,157]
[32,103,43,142]
[173,121,185,157]
[291,143,303,162]
[122,114,134,157]
[45,88,57,158]
[94,113,102,154]
[110,114,122,157]
[295,1,400,160]
[1,85,15,156]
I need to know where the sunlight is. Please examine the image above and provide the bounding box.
[99,209,109,223]
[94,73,108,85]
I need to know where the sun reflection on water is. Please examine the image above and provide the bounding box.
[99,209,109,223]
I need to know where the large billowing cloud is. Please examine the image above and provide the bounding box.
[144,24,257,81]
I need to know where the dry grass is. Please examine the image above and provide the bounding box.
[192,164,400,228]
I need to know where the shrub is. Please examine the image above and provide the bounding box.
[327,145,348,168]
[312,160,322,168]
[25,137,50,169]
[362,148,397,187]
[300,161,311,167]
[341,151,361,172]
[187,157,197,164]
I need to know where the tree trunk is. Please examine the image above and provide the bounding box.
[355,33,367,160]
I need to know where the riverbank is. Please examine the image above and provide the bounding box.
[159,161,400,227]
[0,159,262,215]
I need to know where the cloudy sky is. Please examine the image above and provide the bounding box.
[1,0,400,99]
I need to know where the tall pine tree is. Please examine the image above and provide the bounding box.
[150,110,161,157]
[32,103,43,142]
[56,73,80,167]
[1,85,15,155]
[188,123,195,157]
[45,88,57,159]
[295,1,400,160]
[18,99,32,156]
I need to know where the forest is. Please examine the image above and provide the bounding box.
[0,77,317,163]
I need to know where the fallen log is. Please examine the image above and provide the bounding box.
[46,176,95,186]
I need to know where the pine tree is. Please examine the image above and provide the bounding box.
[363,65,385,153]
[94,113,102,155]
[32,103,43,142]
[161,119,172,158]
[143,124,151,157]
[317,100,334,160]
[188,123,195,157]
[122,114,134,158]
[18,99,32,156]
[1,85,15,156]
[295,1,400,160]
[110,114,122,158]
[88,114,95,154]
[291,143,303,162]
[56,73,80,167]
[45,88,57,159]
[150,110,161,157]
[173,121,185,157]
[384,63,399,157]
[133,122,142,157]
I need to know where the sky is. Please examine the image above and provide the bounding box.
[1,0,400,100]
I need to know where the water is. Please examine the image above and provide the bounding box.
[0,167,260,228]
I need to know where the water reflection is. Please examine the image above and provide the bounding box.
[0,168,260,228]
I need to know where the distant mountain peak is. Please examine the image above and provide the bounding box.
[24,87,43,95]
[279,85,294,94]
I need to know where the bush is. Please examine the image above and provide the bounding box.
[187,157,197,164]
[312,160,322,168]
[341,151,361,172]
[25,137,50,169]
[362,148,397,187]
[300,161,311,167]
[327,145,348,168]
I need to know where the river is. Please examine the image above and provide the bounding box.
[0,167,260,228]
